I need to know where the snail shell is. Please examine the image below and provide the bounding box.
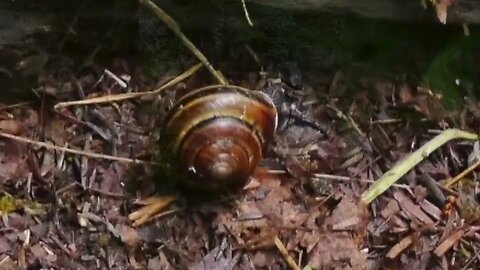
[160,86,278,191]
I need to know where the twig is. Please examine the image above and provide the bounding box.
[326,105,366,137]
[57,0,87,52]
[130,195,241,227]
[444,159,480,188]
[87,186,127,199]
[80,136,91,187]
[55,181,127,199]
[104,69,127,88]
[266,169,287,174]
[26,150,49,185]
[241,0,254,27]
[0,102,33,111]
[385,233,415,259]
[190,84,258,94]
[54,63,202,109]
[128,196,177,227]
[78,213,120,238]
[434,228,466,257]
[361,129,479,205]
[0,131,157,165]
[144,207,186,224]
[273,236,301,270]
[50,235,73,256]
[371,119,402,124]
[138,0,227,85]
[461,246,480,270]
[313,173,411,190]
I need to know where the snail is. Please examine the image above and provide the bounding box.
[160,85,278,191]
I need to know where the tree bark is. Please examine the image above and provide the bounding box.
[248,0,480,24]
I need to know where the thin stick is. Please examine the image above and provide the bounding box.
[0,102,33,111]
[142,207,186,225]
[361,129,479,205]
[191,84,257,93]
[138,0,227,85]
[129,196,177,227]
[273,236,301,270]
[54,63,202,109]
[444,159,480,188]
[0,131,157,165]
[461,247,480,270]
[104,69,128,89]
[371,119,402,124]
[313,173,411,190]
[241,0,254,27]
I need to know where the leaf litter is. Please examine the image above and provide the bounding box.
[1,54,480,270]
[1,13,480,270]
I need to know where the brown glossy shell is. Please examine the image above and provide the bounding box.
[161,86,278,191]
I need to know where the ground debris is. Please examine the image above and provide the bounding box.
[1,38,480,270]
[189,244,240,270]
[393,190,435,226]
[308,231,367,269]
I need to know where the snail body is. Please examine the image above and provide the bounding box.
[160,86,278,191]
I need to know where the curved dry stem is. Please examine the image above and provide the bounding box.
[361,129,479,205]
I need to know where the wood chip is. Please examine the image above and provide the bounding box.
[434,228,466,257]
[380,199,400,219]
[386,233,415,259]
[393,191,434,225]
[418,199,442,221]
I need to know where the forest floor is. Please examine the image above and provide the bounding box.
[1,22,480,270]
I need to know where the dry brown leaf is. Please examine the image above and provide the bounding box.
[0,119,23,135]
[380,199,400,219]
[308,231,367,269]
[0,139,28,181]
[0,255,17,269]
[296,230,320,253]
[189,245,239,270]
[148,252,174,270]
[98,163,125,195]
[324,195,369,232]
[434,0,452,24]
[30,242,57,262]
[413,185,428,203]
[47,117,68,145]
[399,83,414,104]
[117,224,142,248]
[418,199,442,221]
[23,109,39,131]
[0,237,12,254]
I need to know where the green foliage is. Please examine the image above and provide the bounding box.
[423,31,480,110]
[0,194,17,214]
[0,193,44,215]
